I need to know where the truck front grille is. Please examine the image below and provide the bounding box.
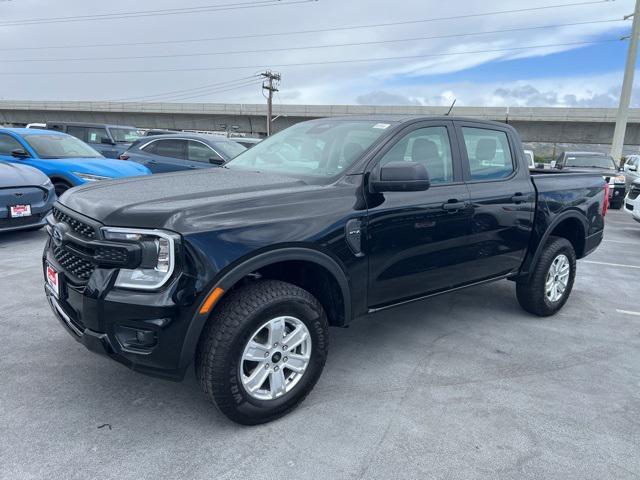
[52,207,96,239]
[52,245,95,281]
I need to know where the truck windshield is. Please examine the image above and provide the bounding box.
[225,120,391,178]
[23,134,103,159]
[565,155,616,169]
[110,128,144,143]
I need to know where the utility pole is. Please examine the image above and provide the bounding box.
[261,70,281,137]
[611,0,640,162]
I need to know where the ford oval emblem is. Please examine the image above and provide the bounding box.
[52,224,67,246]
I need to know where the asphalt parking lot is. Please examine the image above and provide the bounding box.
[1,209,639,480]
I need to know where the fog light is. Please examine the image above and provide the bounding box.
[116,326,157,351]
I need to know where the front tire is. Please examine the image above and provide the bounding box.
[516,236,576,317]
[195,280,329,425]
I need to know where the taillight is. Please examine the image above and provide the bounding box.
[602,183,610,217]
[119,154,129,160]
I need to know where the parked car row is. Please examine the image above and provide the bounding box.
[1,121,263,234]
[0,128,151,232]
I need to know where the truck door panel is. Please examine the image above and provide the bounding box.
[366,122,476,308]
[456,123,535,281]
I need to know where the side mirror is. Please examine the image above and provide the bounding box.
[11,148,29,158]
[209,157,225,166]
[630,165,638,172]
[101,137,116,145]
[370,161,430,193]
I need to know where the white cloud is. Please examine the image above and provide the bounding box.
[0,0,632,105]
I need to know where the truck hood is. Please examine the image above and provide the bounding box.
[60,167,318,231]
[43,157,150,178]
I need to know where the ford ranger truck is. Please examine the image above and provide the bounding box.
[43,117,607,425]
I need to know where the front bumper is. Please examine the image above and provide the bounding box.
[43,205,201,381]
[0,185,55,232]
[610,184,626,203]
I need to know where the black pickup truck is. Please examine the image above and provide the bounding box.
[553,151,626,209]
[43,117,607,424]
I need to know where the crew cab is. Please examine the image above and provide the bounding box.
[553,151,626,208]
[43,117,607,425]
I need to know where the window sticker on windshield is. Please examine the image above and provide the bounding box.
[373,123,391,130]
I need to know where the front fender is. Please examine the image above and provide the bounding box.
[177,246,352,368]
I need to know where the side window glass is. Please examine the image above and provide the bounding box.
[86,128,110,144]
[154,140,185,159]
[0,134,25,155]
[187,141,215,163]
[379,126,454,184]
[66,126,87,141]
[462,127,514,181]
[141,141,157,154]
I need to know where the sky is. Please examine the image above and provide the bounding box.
[0,0,637,107]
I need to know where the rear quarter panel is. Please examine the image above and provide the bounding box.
[516,172,605,279]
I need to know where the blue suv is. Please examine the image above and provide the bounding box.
[0,128,151,196]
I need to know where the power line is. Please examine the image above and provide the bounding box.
[0,18,625,64]
[0,39,622,75]
[142,79,265,102]
[0,0,317,27]
[114,75,259,101]
[0,0,611,50]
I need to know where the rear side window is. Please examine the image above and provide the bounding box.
[66,126,87,141]
[153,139,185,159]
[86,127,110,144]
[461,127,514,181]
[0,134,24,155]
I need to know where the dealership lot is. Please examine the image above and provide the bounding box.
[0,210,639,480]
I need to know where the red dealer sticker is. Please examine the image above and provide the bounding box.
[10,204,31,218]
[46,263,59,298]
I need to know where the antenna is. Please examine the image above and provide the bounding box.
[445,99,456,116]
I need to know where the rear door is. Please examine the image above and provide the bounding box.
[455,121,535,281]
[366,121,476,308]
[142,139,188,173]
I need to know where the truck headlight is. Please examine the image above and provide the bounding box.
[101,227,176,290]
[73,172,111,182]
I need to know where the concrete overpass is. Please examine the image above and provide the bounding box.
[2,100,640,146]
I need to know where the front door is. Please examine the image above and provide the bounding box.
[366,121,475,309]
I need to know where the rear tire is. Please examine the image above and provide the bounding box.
[195,279,329,425]
[516,236,576,317]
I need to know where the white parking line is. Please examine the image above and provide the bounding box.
[616,309,640,317]
[581,260,640,269]
[602,239,638,245]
